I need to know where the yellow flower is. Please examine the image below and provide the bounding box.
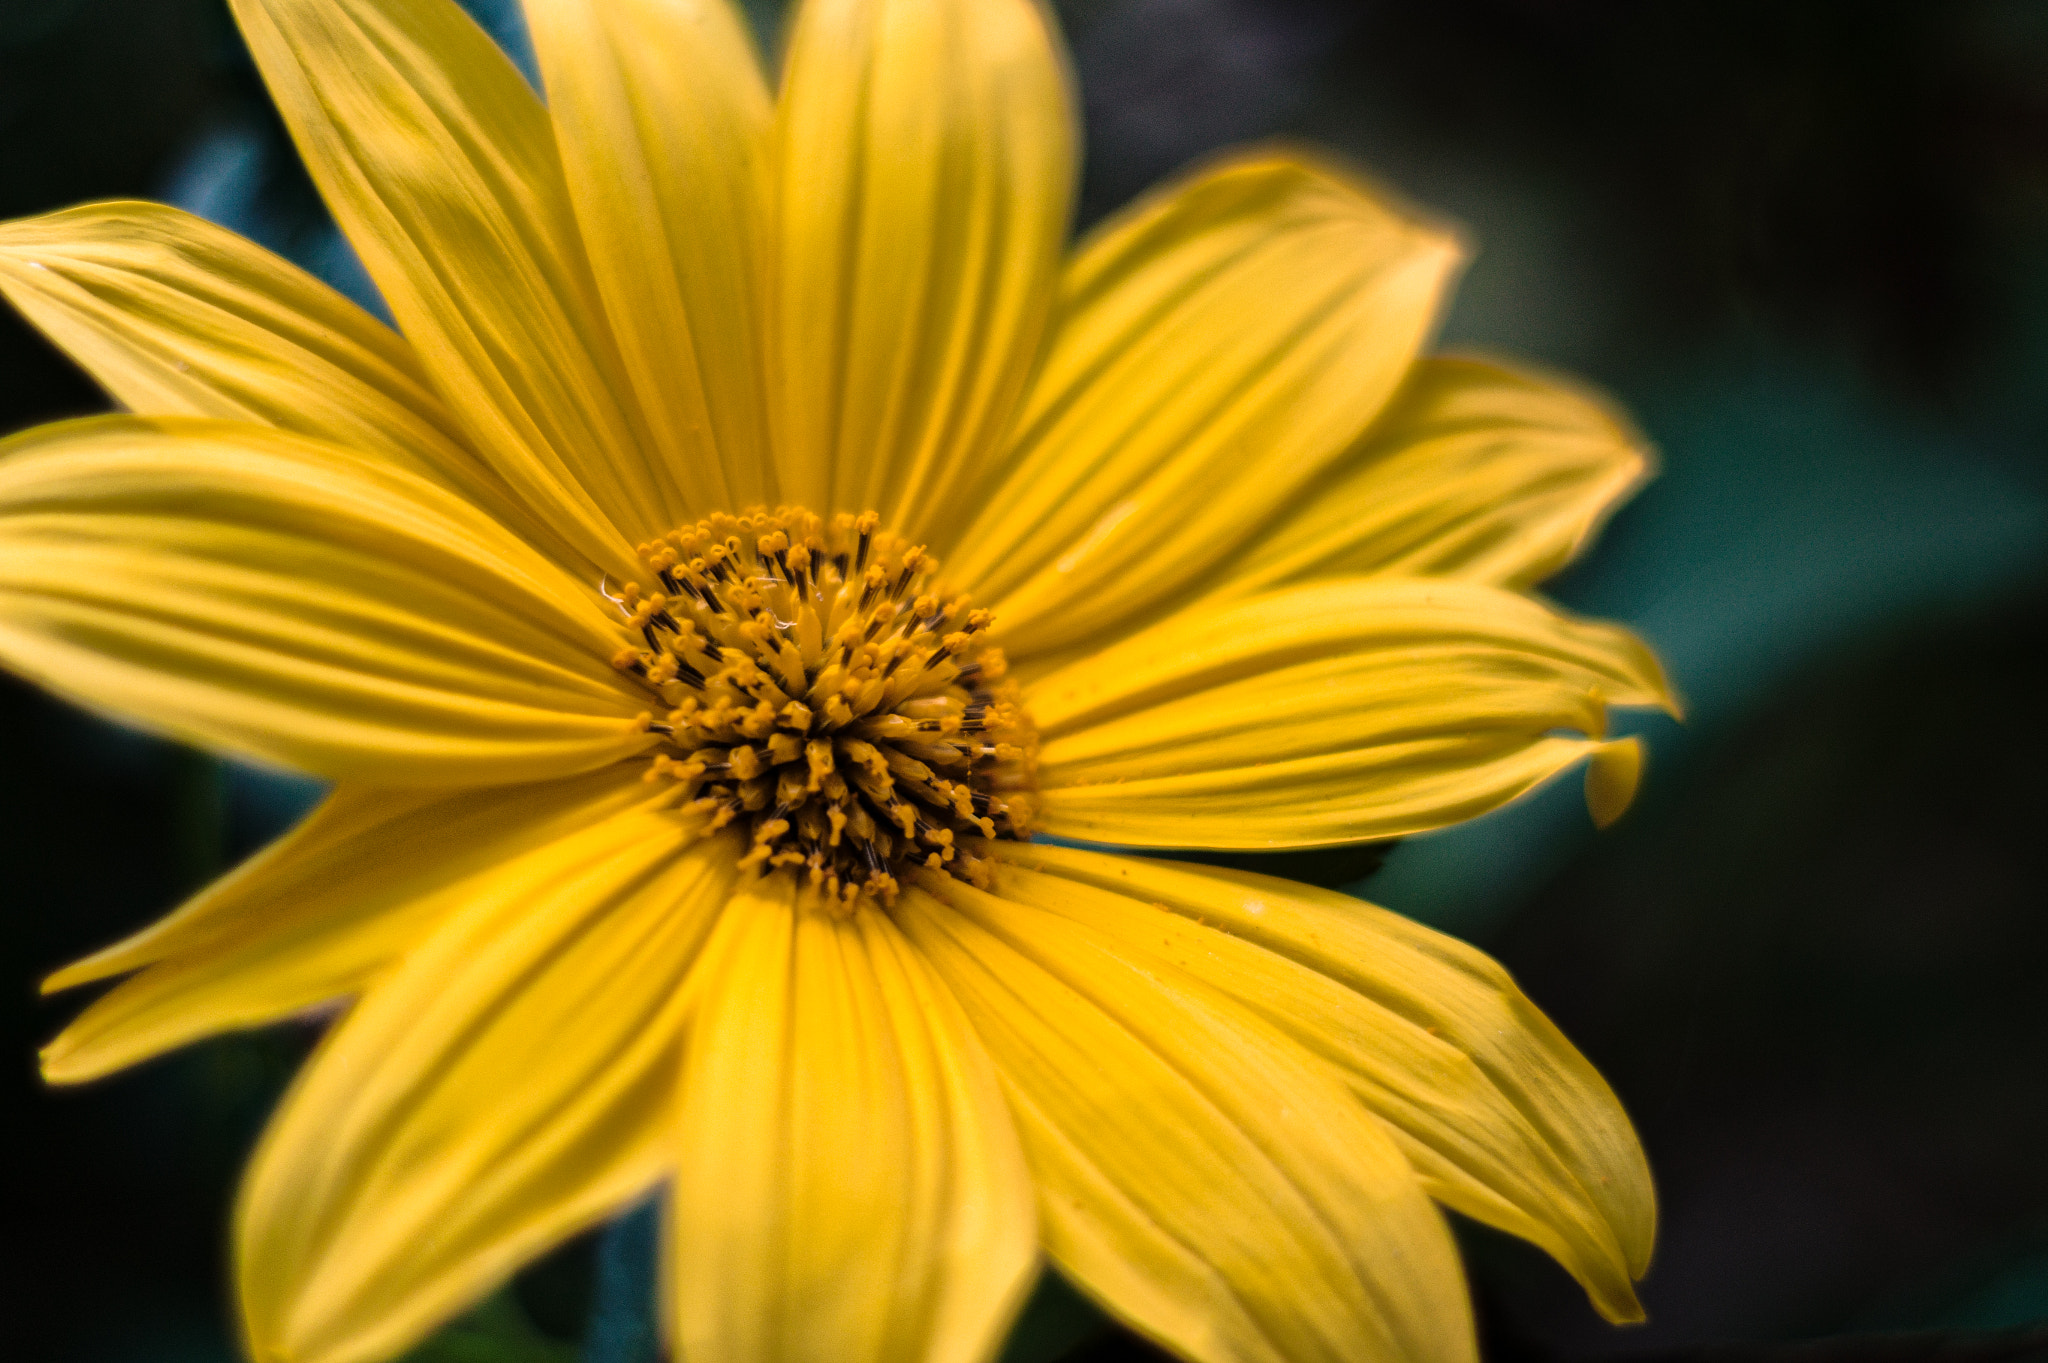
[0,0,1677,1361]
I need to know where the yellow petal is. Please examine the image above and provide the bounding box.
[898,870,1474,1363]
[0,201,573,552]
[772,0,1074,534]
[1194,356,1651,598]
[41,766,659,1083]
[1028,577,1676,847]
[0,417,648,784]
[983,842,1653,1321]
[671,878,1036,1363]
[236,818,742,1363]
[949,151,1462,657]
[1585,735,1644,829]
[227,0,667,575]
[525,0,778,509]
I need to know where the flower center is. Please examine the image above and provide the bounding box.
[609,508,1037,905]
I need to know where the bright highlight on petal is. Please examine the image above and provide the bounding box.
[2,0,1682,1358]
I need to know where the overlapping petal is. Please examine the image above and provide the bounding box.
[237,818,741,1363]
[1027,577,1674,847]
[0,201,577,561]
[983,842,1653,1321]
[0,418,647,784]
[948,152,1462,656]
[771,0,1075,535]
[671,880,1037,1363]
[41,767,660,1082]
[226,0,666,576]
[1191,356,1651,599]
[898,871,1474,1363]
[525,0,778,511]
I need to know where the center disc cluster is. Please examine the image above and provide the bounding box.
[609,508,1037,904]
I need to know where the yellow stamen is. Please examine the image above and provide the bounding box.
[606,506,1037,904]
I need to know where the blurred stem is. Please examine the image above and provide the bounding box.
[584,1200,660,1363]
[999,1270,1114,1363]
[169,745,225,892]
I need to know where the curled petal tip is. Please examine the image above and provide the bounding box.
[1586,735,1644,829]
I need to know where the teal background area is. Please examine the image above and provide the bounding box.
[4,1,2046,1361]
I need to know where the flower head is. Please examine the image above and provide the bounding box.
[0,1,1677,1362]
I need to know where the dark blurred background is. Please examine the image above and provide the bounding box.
[4,1,2047,1361]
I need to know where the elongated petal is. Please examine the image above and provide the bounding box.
[983,842,1653,1320]
[671,878,1036,1363]
[237,817,741,1363]
[0,418,648,784]
[526,0,777,510]
[898,871,1474,1363]
[41,767,658,1082]
[0,201,571,547]
[772,0,1074,535]
[1194,357,1650,600]
[1027,577,1675,847]
[948,152,1461,657]
[227,0,666,575]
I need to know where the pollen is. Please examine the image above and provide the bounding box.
[608,508,1037,906]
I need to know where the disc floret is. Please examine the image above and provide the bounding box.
[609,508,1037,904]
